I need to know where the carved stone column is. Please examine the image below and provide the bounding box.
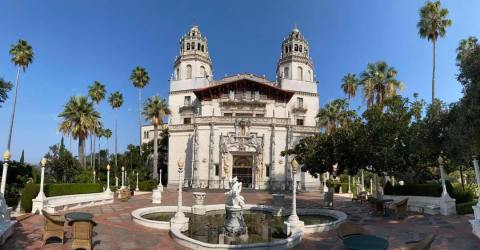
[208,122,215,188]
[270,123,276,188]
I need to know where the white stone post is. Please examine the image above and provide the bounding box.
[173,159,188,230]
[370,178,373,194]
[121,166,125,189]
[106,164,111,193]
[361,170,365,192]
[158,169,163,191]
[285,159,304,234]
[1,150,11,195]
[348,176,352,193]
[93,169,96,184]
[136,171,139,191]
[438,156,456,215]
[115,176,118,188]
[32,158,47,214]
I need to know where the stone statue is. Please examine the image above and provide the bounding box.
[225,177,245,208]
[223,177,247,240]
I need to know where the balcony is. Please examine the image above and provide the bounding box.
[291,106,308,113]
[179,105,196,114]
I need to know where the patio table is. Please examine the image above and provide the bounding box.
[381,199,394,216]
[64,212,94,222]
[343,234,388,250]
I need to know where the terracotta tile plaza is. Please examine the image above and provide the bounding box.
[5,190,480,250]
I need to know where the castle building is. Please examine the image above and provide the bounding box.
[143,25,321,190]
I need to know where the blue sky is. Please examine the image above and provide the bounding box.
[0,0,479,163]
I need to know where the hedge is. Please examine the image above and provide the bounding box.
[138,180,156,191]
[384,181,474,204]
[20,183,103,213]
[334,182,357,194]
[456,200,477,215]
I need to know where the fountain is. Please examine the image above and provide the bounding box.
[221,177,248,244]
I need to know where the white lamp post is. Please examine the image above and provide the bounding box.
[438,156,449,197]
[173,159,187,227]
[361,170,365,192]
[93,169,96,184]
[1,150,11,194]
[121,166,125,189]
[136,171,139,191]
[158,169,163,191]
[288,159,299,224]
[36,158,47,199]
[106,164,111,193]
[348,175,352,193]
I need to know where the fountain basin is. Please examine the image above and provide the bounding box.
[132,204,347,249]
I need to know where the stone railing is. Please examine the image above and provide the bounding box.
[34,191,114,214]
[383,195,456,215]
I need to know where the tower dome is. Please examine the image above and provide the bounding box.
[173,25,213,82]
[277,26,314,83]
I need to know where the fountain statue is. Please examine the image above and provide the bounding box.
[222,177,248,244]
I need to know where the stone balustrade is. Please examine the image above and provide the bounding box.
[33,191,114,214]
[383,195,456,215]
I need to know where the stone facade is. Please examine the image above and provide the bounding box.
[146,25,321,191]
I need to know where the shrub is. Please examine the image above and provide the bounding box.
[384,181,454,197]
[44,183,102,197]
[451,188,475,204]
[20,183,39,213]
[138,180,156,191]
[384,181,394,195]
[456,200,477,215]
[333,182,357,194]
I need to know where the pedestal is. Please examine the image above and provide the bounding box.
[171,213,189,232]
[192,192,206,215]
[439,193,457,216]
[283,219,304,236]
[31,197,45,214]
[470,205,480,238]
[152,188,162,204]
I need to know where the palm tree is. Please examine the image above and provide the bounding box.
[59,96,101,168]
[341,73,358,109]
[103,128,112,161]
[456,36,478,63]
[316,99,352,134]
[94,126,104,171]
[417,1,452,102]
[88,81,106,170]
[6,39,34,152]
[108,91,123,171]
[360,61,403,108]
[0,78,13,108]
[142,96,170,184]
[130,66,150,153]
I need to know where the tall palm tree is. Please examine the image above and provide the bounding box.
[360,61,403,108]
[456,36,478,63]
[142,96,170,184]
[417,1,452,103]
[341,73,358,109]
[103,128,112,162]
[7,39,34,152]
[94,126,104,171]
[88,81,106,170]
[108,91,123,171]
[0,78,13,108]
[130,66,150,154]
[316,99,351,134]
[59,96,101,168]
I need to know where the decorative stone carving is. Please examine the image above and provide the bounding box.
[192,192,206,215]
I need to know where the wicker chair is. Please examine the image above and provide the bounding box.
[42,210,65,245]
[352,191,368,203]
[368,197,384,215]
[405,234,435,250]
[337,222,368,240]
[393,198,409,219]
[68,220,97,250]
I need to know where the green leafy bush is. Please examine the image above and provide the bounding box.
[383,181,454,197]
[456,200,477,215]
[451,188,475,204]
[138,180,156,191]
[44,183,102,197]
[334,182,357,194]
[20,183,39,213]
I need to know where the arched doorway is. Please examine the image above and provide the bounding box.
[232,155,253,188]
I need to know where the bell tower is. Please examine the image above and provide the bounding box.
[170,25,213,92]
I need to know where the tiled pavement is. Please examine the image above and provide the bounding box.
[4,189,480,249]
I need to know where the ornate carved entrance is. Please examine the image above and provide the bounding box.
[232,155,254,188]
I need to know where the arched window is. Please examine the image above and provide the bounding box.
[200,66,206,78]
[201,45,205,52]
[197,43,201,50]
[186,43,190,50]
[297,66,303,81]
[186,65,192,79]
[307,70,312,81]
[176,68,180,80]
[284,67,289,78]
[294,44,298,51]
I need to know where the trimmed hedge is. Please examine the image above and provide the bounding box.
[384,182,454,197]
[20,183,102,213]
[138,180,156,191]
[456,200,477,215]
[334,182,357,194]
[44,183,102,197]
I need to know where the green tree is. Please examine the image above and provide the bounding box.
[142,96,170,183]
[44,142,81,183]
[360,61,403,108]
[108,91,123,172]
[341,73,358,108]
[456,36,478,64]
[316,99,354,134]
[88,81,106,171]
[0,78,13,107]
[58,96,101,168]
[417,0,452,102]
[130,66,150,154]
[7,39,34,152]
[103,128,112,157]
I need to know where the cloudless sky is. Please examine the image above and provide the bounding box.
[0,0,479,163]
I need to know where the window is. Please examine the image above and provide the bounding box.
[296,119,304,126]
[255,114,264,118]
[191,42,195,50]
[186,43,190,50]
[294,44,298,51]
[299,45,303,52]
[201,45,205,52]
[143,131,149,139]
[297,97,304,108]
[215,164,220,176]
[266,164,270,177]
[284,67,289,78]
[229,90,235,101]
[236,113,253,117]
[184,96,191,106]
[197,43,201,50]
[285,45,288,53]
[308,70,312,81]
[289,44,292,52]
[176,68,180,80]
[186,65,192,79]
[200,66,206,77]
[254,91,260,101]
[184,118,191,124]
[297,66,303,81]
[224,113,232,117]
